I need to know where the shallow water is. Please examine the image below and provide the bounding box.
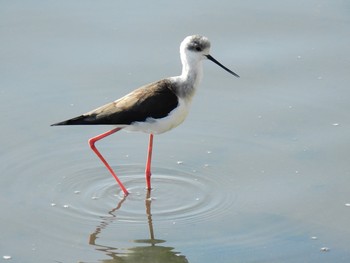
[1,0,350,262]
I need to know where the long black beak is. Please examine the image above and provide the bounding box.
[206,54,240,78]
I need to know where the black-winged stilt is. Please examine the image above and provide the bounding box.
[51,35,239,196]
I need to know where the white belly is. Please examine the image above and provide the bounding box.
[125,98,191,134]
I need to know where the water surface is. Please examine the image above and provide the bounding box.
[1,1,350,262]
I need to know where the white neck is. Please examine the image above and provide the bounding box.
[181,60,203,87]
[169,49,205,100]
[177,51,204,94]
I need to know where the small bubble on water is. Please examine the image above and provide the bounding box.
[74,190,81,194]
[332,123,340,126]
[311,236,318,240]
[345,203,350,207]
[91,196,99,200]
[50,203,56,207]
[63,204,69,208]
[177,161,183,165]
[3,255,11,260]
[320,247,330,252]
[204,164,210,168]
[317,76,323,80]
[195,198,200,201]
[206,150,212,154]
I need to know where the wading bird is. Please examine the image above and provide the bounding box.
[51,35,239,196]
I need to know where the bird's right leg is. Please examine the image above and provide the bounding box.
[145,134,154,190]
[88,128,129,196]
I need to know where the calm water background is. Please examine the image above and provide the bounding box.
[1,1,350,262]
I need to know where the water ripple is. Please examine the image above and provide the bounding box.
[50,164,235,226]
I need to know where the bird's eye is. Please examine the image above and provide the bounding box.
[195,46,201,52]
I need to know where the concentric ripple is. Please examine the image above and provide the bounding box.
[51,164,235,225]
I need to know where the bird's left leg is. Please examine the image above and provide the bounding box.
[88,127,129,196]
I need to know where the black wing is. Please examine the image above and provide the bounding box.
[51,79,178,126]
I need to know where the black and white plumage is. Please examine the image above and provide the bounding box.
[52,80,179,131]
[51,35,239,196]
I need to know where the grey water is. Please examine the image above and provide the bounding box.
[1,1,350,262]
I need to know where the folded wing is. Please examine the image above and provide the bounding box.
[51,79,178,126]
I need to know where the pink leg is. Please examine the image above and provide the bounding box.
[88,128,129,196]
[145,134,154,190]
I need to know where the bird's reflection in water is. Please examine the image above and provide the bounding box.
[89,190,189,263]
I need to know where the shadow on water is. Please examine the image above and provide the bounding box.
[88,190,189,263]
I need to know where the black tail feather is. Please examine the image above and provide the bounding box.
[51,115,89,126]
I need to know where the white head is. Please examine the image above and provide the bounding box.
[180,35,211,69]
[180,35,240,78]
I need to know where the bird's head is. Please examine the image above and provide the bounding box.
[180,35,239,77]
